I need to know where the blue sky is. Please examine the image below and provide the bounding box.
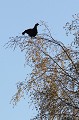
[0,0,79,120]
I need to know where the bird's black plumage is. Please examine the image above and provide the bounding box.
[22,23,39,37]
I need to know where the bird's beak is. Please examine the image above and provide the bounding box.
[38,24,41,26]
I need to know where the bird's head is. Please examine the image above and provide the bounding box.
[36,23,39,26]
[35,23,39,27]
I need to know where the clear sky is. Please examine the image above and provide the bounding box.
[0,0,79,120]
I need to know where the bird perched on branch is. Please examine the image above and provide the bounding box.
[22,23,39,37]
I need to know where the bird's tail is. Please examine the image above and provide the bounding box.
[22,30,26,35]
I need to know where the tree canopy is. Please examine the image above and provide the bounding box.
[5,15,79,120]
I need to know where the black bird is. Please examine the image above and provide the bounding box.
[22,23,39,37]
